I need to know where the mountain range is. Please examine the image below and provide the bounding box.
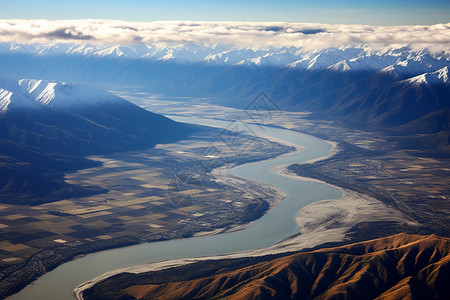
[0,43,447,70]
[0,43,448,151]
[82,233,450,300]
[0,77,194,205]
[0,42,449,199]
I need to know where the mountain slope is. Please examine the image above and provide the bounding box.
[0,77,195,204]
[301,67,450,130]
[0,43,449,151]
[0,77,193,153]
[83,233,450,300]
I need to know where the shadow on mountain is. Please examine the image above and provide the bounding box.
[1,53,448,152]
[0,78,197,205]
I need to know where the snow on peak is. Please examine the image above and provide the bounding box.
[1,42,449,70]
[0,78,121,115]
[158,50,175,61]
[0,81,42,115]
[92,46,125,58]
[405,66,449,87]
[0,89,13,114]
[436,66,449,82]
[328,60,351,72]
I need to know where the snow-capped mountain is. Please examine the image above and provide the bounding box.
[0,42,448,150]
[1,42,448,70]
[0,42,448,86]
[0,78,192,148]
[0,42,449,202]
[0,78,122,114]
[0,77,195,204]
[405,66,449,87]
[17,79,122,107]
[0,77,194,150]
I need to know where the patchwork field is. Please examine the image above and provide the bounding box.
[122,92,450,237]
[0,121,290,270]
[2,93,449,297]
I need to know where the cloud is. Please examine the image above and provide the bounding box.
[296,29,327,35]
[0,19,449,53]
[45,28,93,40]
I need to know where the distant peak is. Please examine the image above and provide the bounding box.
[1,42,449,68]
[406,66,449,87]
[19,79,43,94]
[328,60,351,72]
[0,89,13,114]
[436,66,449,81]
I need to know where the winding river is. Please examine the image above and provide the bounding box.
[9,116,341,300]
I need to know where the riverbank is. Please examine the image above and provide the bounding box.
[191,124,308,237]
[72,124,346,299]
[75,101,445,300]
[74,184,413,299]
[79,233,450,300]
[11,116,384,300]
[3,126,292,299]
[74,137,413,299]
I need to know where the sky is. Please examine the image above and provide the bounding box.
[0,0,449,25]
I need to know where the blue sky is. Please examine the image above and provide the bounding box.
[1,0,449,25]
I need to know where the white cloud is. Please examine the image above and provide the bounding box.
[0,19,449,52]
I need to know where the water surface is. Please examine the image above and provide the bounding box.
[9,117,341,300]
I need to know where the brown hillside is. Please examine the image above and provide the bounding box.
[87,233,450,300]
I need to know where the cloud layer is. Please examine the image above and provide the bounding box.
[0,19,449,52]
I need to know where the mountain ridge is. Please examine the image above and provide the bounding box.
[82,233,450,300]
[0,77,195,205]
[0,43,449,151]
[0,77,123,114]
[1,42,449,69]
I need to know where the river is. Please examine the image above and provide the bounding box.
[9,116,341,300]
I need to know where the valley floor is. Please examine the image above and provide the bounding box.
[125,91,450,238]
[74,92,450,299]
[0,118,290,298]
[2,92,449,298]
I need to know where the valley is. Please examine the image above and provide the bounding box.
[0,89,448,298]
[0,37,448,300]
[0,115,290,297]
[69,93,448,300]
[128,91,450,238]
